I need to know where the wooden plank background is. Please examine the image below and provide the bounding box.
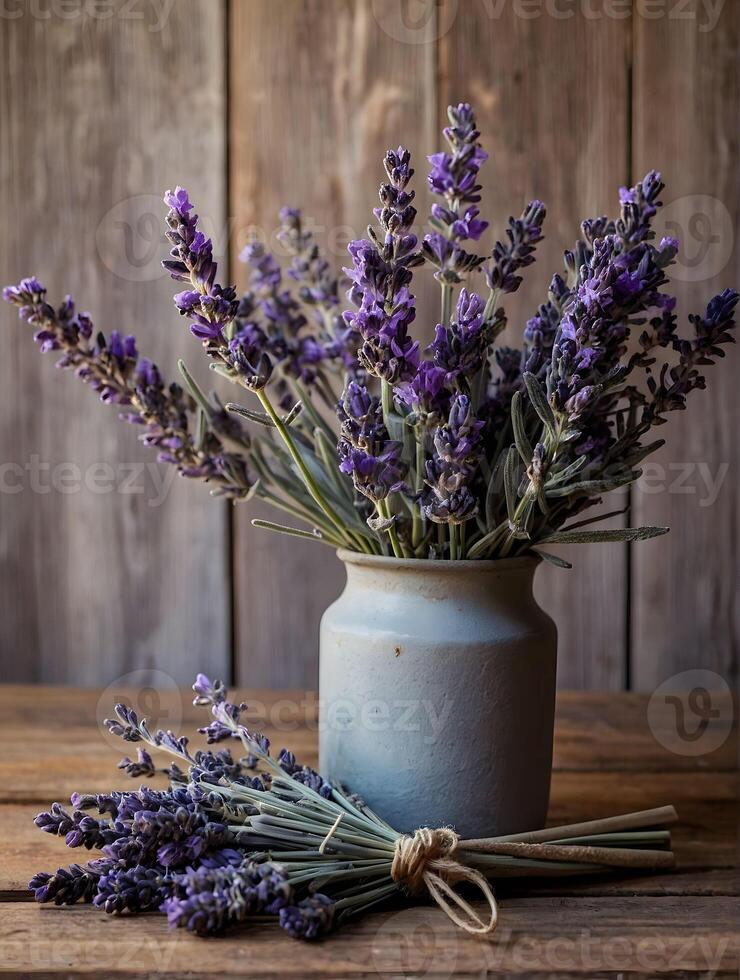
[0,0,736,691]
[630,0,739,691]
[0,0,231,686]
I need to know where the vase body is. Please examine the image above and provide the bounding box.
[319,551,557,838]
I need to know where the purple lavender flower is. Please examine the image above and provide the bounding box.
[394,361,450,428]
[239,235,330,390]
[29,864,100,906]
[429,287,488,384]
[191,748,262,788]
[163,192,283,393]
[485,200,546,294]
[34,802,76,838]
[421,232,483,285]
[91,794,235,872]
[117,748,157,779]
[337,382,408,503]
[423,394,484,525]
[277,748,332,798]
[105,703,148,743]
[162,861,291,935]
[164,187,238,342]
[347,293,420,384]
[277,207,339,311]
[337,443,406,504]
[423,103,489,283]
[279,894,335,940]
[547,232,678,415]
[3,275,45,309]
[344,240,396,306]
[240,240,282,290]
[192,673,227,706]
[643,287,738,424]
[343,146,423,384]
[225,325,273,390]
[427,104,487,207]
[616,170,665,245]
[92,865,169,914]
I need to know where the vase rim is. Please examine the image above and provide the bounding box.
[336,549,540,573]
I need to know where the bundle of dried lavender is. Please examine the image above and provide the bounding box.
[30,675,678,940]
[4,103,736,562]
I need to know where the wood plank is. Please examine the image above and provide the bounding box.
[0,898,737,977]
[631,1,739,689]
[552,691,738,771]
[0,689,734,804]
[0,0,230,685]
[438,2,632,689]
[228,0,437,688]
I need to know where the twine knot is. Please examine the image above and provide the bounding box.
[391,827,498,936]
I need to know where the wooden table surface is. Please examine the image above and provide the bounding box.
[0,686,737,978]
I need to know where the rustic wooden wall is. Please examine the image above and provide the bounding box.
[0,1,231,686]
[630,0,739,691]
[0,0,736,692]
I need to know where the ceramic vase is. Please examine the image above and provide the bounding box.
[319,551,557,837]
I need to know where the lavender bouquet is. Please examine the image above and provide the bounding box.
[30,674,678,939]
[4,103,736,562]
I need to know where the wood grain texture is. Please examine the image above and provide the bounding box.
[0,0,230,684]
[438,0,632,689]
[630,0,739,691]
[1,897,738,977]
[0,688,734,803]
[228,0,437,687]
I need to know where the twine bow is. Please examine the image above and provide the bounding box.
[391,827,498,935]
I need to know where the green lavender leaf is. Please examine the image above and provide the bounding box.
[195,406,208,452]
[485,451,506,527]
[227,402,276,427]
[209,362,238,383]
[314,427,355,504]
[251,518,323,541]
[523,372,556,436]
[510,496,534,539]
[624,439,666,466]
[504,446,519,522]
[178,359,212,415]
[545,471,638,498]
[511,390,533,465]
[545,454,588,487]
[531,548,573,569]
[282,401,304,426]
[559,426,583,443]
[541,526,669,544]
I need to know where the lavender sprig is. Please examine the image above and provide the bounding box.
[423,103,489,287]
[343,147,422,388]
[486,200,546,295]
[2,279,256,499]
